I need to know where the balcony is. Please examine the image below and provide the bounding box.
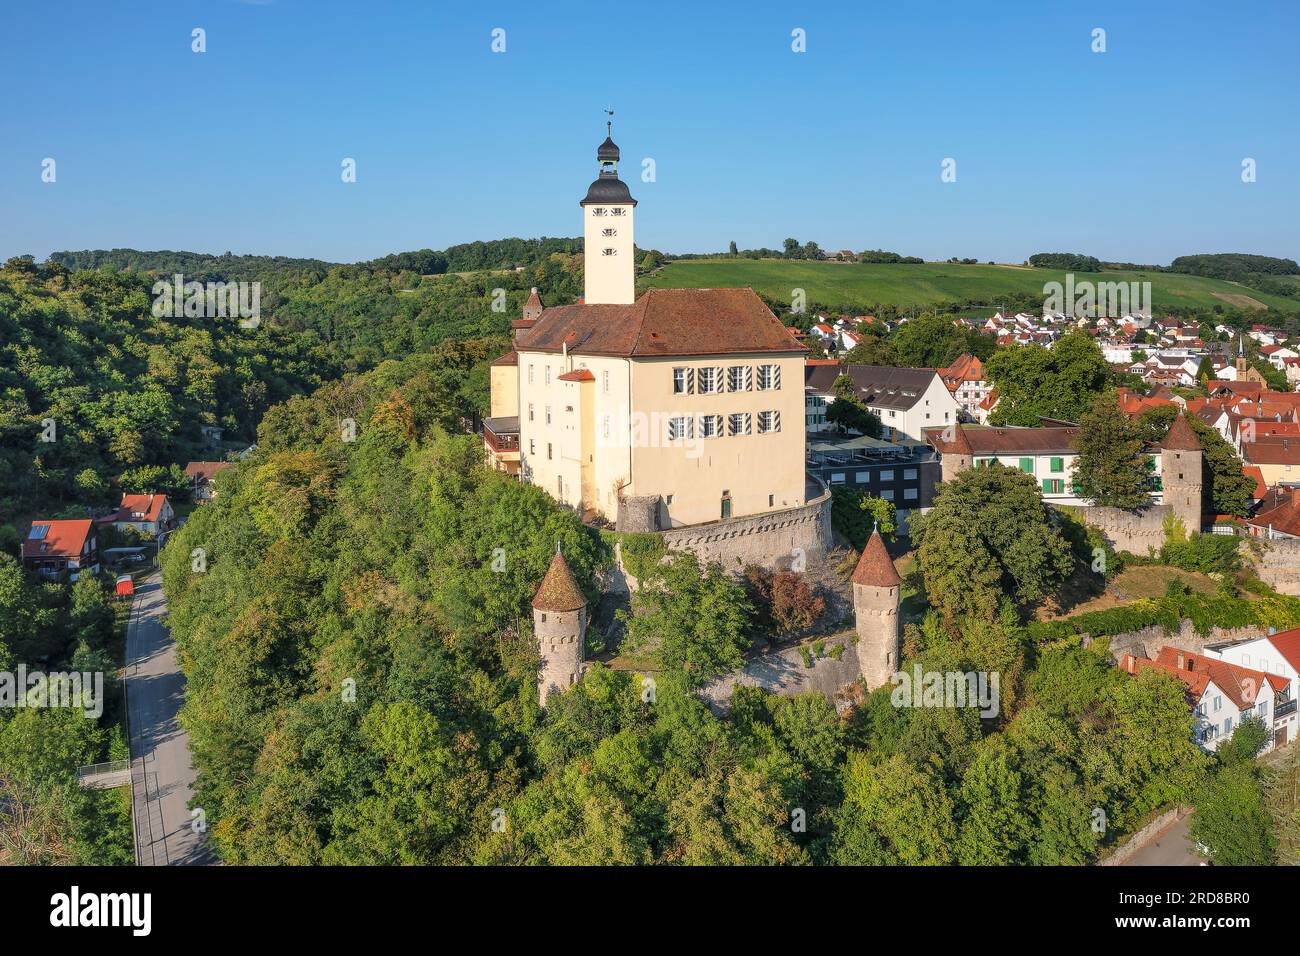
[482,416,520,454]
[1275,698,1297,720]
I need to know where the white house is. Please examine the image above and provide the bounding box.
[1203,628,1300,749]
[804,364,960,441]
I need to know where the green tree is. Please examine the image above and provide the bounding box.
[619,552,752,685]
[1189,763,1275,865]
[1071,393,1151,508]
[909,465,1073,622]
[985,332,1111,426]
[825,375,882,436]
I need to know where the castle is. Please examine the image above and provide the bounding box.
[482,124,829,565]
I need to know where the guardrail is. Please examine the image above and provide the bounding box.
[76,759,131,789]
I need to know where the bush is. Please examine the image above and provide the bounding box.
[743,565,826,634]
[1159,533,1241,574]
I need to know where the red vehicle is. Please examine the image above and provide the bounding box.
[115,574,135,599]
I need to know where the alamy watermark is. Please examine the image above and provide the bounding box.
[0,665,104,719]
[1043,273,1151,319]
[151,274,260,328]
[890,665,1000,719]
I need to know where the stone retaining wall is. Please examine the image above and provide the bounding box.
[659,486,833,572]
[1254,537,1300,596]
[1097,806,1192,866]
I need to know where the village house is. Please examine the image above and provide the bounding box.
[936,353,990,421]
[21,519,99,581]
[1202,627,1300,748]
[803,364,960,442]
[1122,646,1293,752]
[95,493,176,537]
[184,461,232,502]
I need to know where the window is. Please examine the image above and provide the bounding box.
[668,416,693,442]
[602,248,617,256]
[880,470,894,482]
[601,228,617,237]
[1224,716,1233,734]
[672,367,694,395]
[904,488,918,501]
[610,207,625,216]
[881,489,895,501]
[698,367,723,394]
[768,494,774,507]
[757,364,781,390]
[545,366,551,385]
[758,410,780,434]
[1042,479,1065,494]
[547,443,552,460]
[700,414,723,438]
[545,406,551,425]
[603,370,610,394]
[529,440,535,455]
[666,494,673,505]
[1018,457,1033,473]
[904,468,918,480]
[1214,696,1222,713]
[855,472,870,484]
[1050,457,1064,473]
[831,473,846,485]
[528,403,534,422]
[729,412,752,436]
[603,415,611,439]
[728,366,752,392]
[528,365,535,384]
[591,207,606,216]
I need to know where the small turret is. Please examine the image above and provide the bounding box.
[532,546,587,705]
[851,529,901,690]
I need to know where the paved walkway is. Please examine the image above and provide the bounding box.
[126,572,214,865]
[1121,816,1203,866]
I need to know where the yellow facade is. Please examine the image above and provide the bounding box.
[509,349,806,527]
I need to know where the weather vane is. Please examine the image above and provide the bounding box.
[604,106,614,137]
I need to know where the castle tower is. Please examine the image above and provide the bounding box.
[1161,413,1203,536]
[1236,336,1248,379]
[580,114,636,305]
[522,287,544,322]
[851,529,902,690]
[532,547,587,706]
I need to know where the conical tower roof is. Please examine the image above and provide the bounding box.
[1162,413,1200,451]
[851,530,902,587]
[532,550,587,611]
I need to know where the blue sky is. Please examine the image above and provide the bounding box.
[2,0,1297,264]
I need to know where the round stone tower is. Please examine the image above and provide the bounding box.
[1160,413,1203,536]
[532,547,587,706]
[851,529,902,690]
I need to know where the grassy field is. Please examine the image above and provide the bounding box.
[640,258,1300,314]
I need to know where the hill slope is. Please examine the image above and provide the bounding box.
[641,259,1300,314]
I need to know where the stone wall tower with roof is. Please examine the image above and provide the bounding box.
[937,423,973,483]
[581,116,637,305]
[852,529,902,690]
[532,547,588,706]
[1161,413,1204,536]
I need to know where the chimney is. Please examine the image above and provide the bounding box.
[1177,652,1185,669]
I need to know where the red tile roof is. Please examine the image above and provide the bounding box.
[557,369,595,382]
[1162,414,1201,451]
[21,519,94,560]
[1243,465,1267,499]
[532,551,587,612]
[514,288,805,358]
[851,530,902,587]
[490,351,518,367]
[98,494,169,524]
[926,424,1077,456]
[1267,627,1300,675]
[184,461,231,482]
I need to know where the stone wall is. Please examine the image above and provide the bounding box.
[657,485,833,572]
[1065,504,1170,557]
[1090,619,1267,662]
[699,632,862,714]
[1254,537,1300,596]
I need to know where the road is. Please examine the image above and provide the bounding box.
[125,571,214,865]
[1122,816,1203,866]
